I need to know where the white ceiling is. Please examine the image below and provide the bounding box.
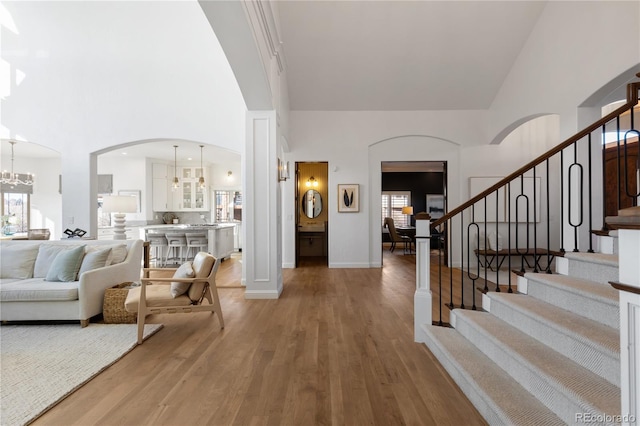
[277,1,547,111]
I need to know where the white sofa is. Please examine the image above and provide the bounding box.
[0,239,143,327]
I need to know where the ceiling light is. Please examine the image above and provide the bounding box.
[1,141,34,187]
[172,145,179,189]
[198,145,205,189]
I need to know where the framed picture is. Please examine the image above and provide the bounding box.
[118,190,141,213]
[426,194,445,219]
[338,184,359,213]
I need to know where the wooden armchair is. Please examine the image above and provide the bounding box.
[124,251,224,344]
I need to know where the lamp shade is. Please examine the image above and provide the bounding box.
[402,206,414,215]
[102,195,137,214]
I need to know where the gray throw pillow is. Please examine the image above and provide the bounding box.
[170,262,195,298]
[78,248,112,276]
[45,245,86,282]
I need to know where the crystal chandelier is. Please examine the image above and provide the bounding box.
[1,141,34,187]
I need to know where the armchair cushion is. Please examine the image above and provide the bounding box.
[124,285,192,312]
[45,245,86,282]
[188,253,215,302]
[170,261,195,298]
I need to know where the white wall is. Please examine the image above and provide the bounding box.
[97,156,147,223]
[488,1,640,144]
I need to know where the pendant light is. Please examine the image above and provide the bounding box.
[198,145,205,189]
[1,141,34,187]
[172,145,179,189]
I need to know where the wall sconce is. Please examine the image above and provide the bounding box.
[278,159,290,182]
[225,171,233,182]
[306,176,319,187]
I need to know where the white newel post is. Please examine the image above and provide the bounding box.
[414,215,432,343]
[618,229,640,426]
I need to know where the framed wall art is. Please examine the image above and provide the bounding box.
[338,184,359,212]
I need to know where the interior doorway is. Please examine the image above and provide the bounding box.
[381,161,448,264]
[295,162,329,267]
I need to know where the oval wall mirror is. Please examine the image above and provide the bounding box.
[302,189,322,218]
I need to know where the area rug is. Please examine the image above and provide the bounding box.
[0,323,163,426]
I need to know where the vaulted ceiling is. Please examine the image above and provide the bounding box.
[276,1,547,111]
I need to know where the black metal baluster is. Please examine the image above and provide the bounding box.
[546,159,552,273]
[460,211,464,309]
[560,150,565,253]
[617,116,622,213]
[601,124,608,230]
[483,198,488,292]
[587,133,594,253]
[495,189,500,292]
[568,142,583,252]
[448,218,454,310]
[467,206,478,310]
[533,166,539,272]
[507,181,513,292]
[516,175,529,272]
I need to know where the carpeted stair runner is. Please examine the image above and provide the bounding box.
[452,309,620,423]
[423,236,622,425]
[485,292,620,386]
[422,325,563,426]
[523,272,619,329]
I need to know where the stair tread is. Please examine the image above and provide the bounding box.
[454,309,620,414]
[524,272,618,304]
[563,251,618,267]
[487,292,619,355]
[423,325,564,426]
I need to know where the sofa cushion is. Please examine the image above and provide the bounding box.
[45,245,86,282]
[34,244,79,278]
[0,244,39,279]
[85,244,127,265]
[78,247,112,276]
[0,278,78,302]
[188,254,215,302]
[170,261,194,298]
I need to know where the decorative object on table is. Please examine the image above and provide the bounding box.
[102,195,137,240]
[402,205,414,225]
[162,212,176,224]
[337,184,359,213]
[103,282,139,324]
[63,228,86,238]
[1,140,34,188]
[1,214,18,235]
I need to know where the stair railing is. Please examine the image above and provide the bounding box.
[430,78,640,326]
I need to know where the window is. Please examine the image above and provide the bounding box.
[214,190,242,222]
[2,191,29,232]
[381,191,410,227]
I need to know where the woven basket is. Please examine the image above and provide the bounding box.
[103,282,137,324]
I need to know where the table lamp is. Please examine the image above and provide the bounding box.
[402,206,414,225]
[102,195,137,240]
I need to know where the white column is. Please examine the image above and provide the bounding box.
[61,149,97,238]
[414,217,432,343]
[619,229,640,425]
[243,110,282,299]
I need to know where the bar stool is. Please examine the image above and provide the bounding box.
[165,232,187,266]
[185,232,209,260]
[147,232,167,267]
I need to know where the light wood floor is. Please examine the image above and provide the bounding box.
[34,250,487,426]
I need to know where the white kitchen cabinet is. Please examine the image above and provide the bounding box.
[152,164,208,212]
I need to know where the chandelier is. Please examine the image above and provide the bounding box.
[1,141,34,187]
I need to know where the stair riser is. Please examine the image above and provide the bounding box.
[422,327,510,425]
[562,258,619,286]
[525,278,619,329]
[487,296,620,387]
[452,311,615,423]
[593,234,618,255]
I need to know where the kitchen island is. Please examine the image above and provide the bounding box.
[140,223,236,261]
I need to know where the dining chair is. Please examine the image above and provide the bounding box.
[383,217,412,254]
